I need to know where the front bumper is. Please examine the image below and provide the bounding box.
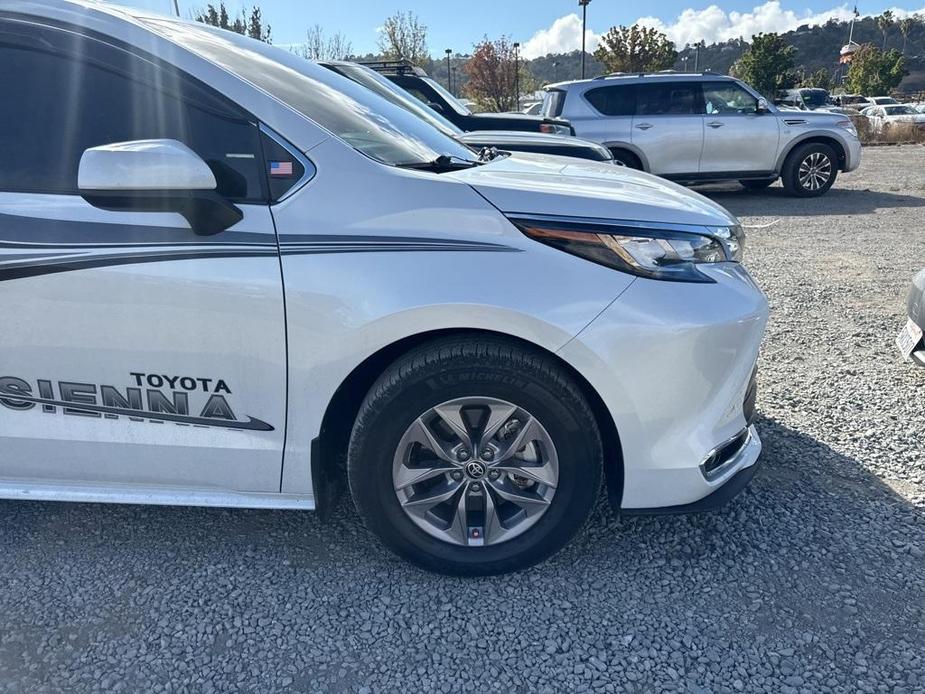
[559,262,768,511]
[843,133,863,172]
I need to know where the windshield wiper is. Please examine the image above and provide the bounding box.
[397,154,478,172]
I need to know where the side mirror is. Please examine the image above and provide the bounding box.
[78,139,242,236]
[756,98,770,113]
[427,101,446,115]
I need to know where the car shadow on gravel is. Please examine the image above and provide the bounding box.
[697,185,925,218]
[0,415,922,692]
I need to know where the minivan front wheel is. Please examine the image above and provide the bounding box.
[782,143,838,197]
[347,337,603,576]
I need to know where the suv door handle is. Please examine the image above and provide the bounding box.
[635,122,653,130]
[707,121,725,128]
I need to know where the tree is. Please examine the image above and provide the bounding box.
[378,11,428,64]
[463,37,522,112]
[877,10,894,49]
[844,44,907,95]
[293,25,353,60]
[729,33,796,98]
[800,67,833,91]
[193,3,271,42]
[898,16,916,54]
[593,25,677,73]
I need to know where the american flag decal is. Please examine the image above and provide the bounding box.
[270,161,294,176]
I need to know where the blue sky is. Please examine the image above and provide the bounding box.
[128,0,925,56]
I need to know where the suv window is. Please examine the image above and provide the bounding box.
[702,82,758,115]
[635,83,700,116]
[542,89,567,118]
[585,86,635,116]
[0,22,265,200]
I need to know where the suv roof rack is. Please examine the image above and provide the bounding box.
[593,69,719,80]
[359,59,429,77]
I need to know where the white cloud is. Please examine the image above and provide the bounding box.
[522,3,925,59]
[521,13,601,59]
[637,1,925,47]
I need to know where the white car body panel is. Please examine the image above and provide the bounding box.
[0,1,769,522]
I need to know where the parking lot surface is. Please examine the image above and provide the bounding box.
[1,147,923,694]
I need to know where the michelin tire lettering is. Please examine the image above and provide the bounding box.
[0,374,274,432]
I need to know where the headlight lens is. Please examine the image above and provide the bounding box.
[511,217,744,283]
[836,119,858,137]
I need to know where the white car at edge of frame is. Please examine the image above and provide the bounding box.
[0,0,769,575]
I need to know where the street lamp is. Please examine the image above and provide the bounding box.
[445,49,452,92]
[513,42,521,111]
[553,60,559,82]
[579,0,591,79]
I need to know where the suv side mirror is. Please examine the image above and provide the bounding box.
[756,97,770,113]
[78,139,242,236]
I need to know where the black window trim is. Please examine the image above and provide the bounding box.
[0,15,271,204]
[258,124,316,204]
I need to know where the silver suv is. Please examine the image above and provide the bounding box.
[543,73,862,197]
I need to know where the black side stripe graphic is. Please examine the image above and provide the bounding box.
[2,392,275,431]
[0,237,519,281]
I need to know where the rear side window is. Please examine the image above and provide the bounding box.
[584,86,635,116]
[542,89,567,117]
[0,22,265,201]
[635,83,700,116]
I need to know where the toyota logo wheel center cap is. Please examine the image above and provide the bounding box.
[465,461,486,479]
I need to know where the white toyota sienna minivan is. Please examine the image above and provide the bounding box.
[0,1,769,575]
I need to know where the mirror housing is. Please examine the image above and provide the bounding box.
[78,139,242,235]
[756,97,770,113]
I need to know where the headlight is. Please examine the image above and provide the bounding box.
[539,123,572,135]
[836,119,858,137]
[511,217,745,283]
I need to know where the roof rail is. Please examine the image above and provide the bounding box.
[593,69,722,80]
[358,59,429,77]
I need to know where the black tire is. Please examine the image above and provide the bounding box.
[739,178,776,191]
[781,142,839,197]
[347,336,603,576]
[609,148,642,169]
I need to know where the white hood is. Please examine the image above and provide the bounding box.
[448,152,737,228]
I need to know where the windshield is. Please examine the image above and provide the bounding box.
[139,18,476,167]
[421,77,472,116]
[800,89,833,108]
[326,63,464,138]
[884,105,916,115]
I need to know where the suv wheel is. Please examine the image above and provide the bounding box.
[782,143,838,197]
[608,148,642,170]
[347,337,603,576]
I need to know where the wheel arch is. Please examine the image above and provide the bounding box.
[778,133,848,172]
[313,328,624,517]
[601,141,649,171]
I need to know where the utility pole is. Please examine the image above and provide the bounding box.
[513,42,521,111]
[172,0,180,16]
[579,0,591,79]
[445,49,453,93]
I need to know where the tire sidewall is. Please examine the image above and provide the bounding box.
[349,354,601,574]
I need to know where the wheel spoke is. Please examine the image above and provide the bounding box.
[401,478,463,510]
[432,403,474,450]
[493,460,558,488]
[489,480,553,515]
[401,417,460,465]
[495,416,540,461]
[393,461,455,490]
[477,402,517,451]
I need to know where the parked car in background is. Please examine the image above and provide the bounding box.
[1,0,768,576]
[863,104,925,134]
[775,88,852,114]
[522,102,543,115]
[363,60,575,135]
[870,96,899,106]
[897,269,925,367]
[835,93,870,109]
[320,61,614,163]
[543,73,862,196]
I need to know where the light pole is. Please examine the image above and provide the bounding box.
[579,0,591,79]
[451,66,458,95]
[513,42,521,111]
[445,49,452,92]
[553,60,559,82]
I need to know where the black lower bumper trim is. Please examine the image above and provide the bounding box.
[622,457,762,517]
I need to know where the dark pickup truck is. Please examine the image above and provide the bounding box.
[363,60,576,135]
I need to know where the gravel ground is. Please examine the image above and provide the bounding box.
[1,147,924,694]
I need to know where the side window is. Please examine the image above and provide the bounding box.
[635,83,699,116]
[702,82,759,115]
[0,26,265,201]
[403,86,434,106]
[584,86,635,116]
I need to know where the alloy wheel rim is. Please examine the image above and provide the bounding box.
[798,152,832,191]
[392,396,559,547]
